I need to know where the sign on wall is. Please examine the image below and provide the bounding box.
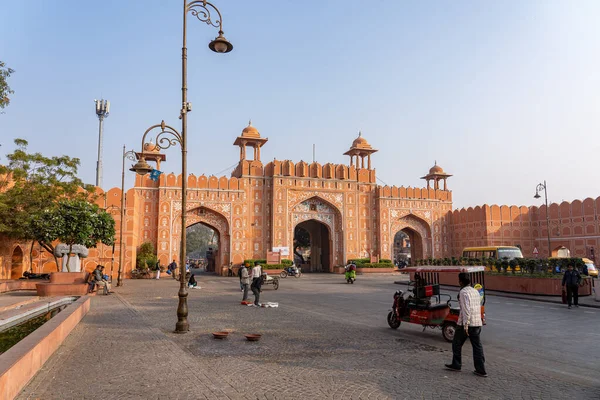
[272,246,290,256]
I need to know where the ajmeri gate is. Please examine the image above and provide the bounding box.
[127,122,454,272]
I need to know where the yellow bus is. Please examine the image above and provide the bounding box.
[462,246,523,260]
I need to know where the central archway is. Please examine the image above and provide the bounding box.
[289,196,343,272]
[294,220,331,272]
[11,246,24,280]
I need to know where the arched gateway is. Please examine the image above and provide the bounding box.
[126,123,453,274]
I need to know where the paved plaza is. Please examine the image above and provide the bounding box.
[16,273,600,399]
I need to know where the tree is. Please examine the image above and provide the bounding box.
[0,61,14,111]
[49,199,115,271]
[137,241,158,270]
[0,139,95,269]
[186,224,215,258]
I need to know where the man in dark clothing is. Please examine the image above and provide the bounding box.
[562,265,581,309]
[168,260,178,280]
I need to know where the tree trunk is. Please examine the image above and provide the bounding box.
[39,241,60,272]
[29,241,35,272]
[65,244,72,272]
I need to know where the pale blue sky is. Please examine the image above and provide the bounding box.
[1,1,599,208]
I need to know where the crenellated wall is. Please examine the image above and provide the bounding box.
[451,197,600,259]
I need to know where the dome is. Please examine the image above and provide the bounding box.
[429,162,444,175]
[241,120,260,138]
[351,131,371,149]
[143,142,159,153]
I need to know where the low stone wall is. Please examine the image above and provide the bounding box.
[0,296,91,400]
[0,280,39,293]
[415,272,593,296]
[334,267,397,274]
[36,272,90,297]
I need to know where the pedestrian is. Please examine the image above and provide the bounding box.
[241,265,250,301]
[445,272,487,377]
[168,259,178,280]
[250,263,263,307]
[237,264,244,291]
[155,261,161,280]
[562,264,581,309]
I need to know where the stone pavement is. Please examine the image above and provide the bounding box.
[16,276,600,400]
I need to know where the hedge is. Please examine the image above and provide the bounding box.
[348,258,393,266]
[412,256,589,275]
[356,262,396,268]
[243,259,293,267]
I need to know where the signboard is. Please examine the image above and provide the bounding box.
[272,247,290,256]
[532,247,539,258]
[266,251,282,265]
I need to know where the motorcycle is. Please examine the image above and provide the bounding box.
[280,265,302,278]
[345,264,357,284]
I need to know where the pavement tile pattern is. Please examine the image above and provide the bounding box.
[16,275,600,400]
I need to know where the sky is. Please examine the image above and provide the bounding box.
[1,0,599,209]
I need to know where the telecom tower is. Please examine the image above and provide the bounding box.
[94,99,110,188]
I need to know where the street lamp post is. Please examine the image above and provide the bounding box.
[534,181,552,257]
[118,145,137,287]
[130,0,232,334]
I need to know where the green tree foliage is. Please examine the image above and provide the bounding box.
[0,61,14,111]
[136,241,158,270]
[0,139,95,269]
[51,199,116,271]
[186,224,215,258]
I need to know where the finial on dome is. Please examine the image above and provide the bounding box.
[248,119,252,126]
[359,130,362,137]
[434,160,437,165]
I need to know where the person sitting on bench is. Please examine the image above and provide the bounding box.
[92,265,112,295]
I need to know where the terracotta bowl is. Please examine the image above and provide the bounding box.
[244,334,262,342]
[212,331,229,339]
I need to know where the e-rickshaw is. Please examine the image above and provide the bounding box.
[387,266,486,342]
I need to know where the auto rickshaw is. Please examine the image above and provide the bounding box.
[387,266,486,342]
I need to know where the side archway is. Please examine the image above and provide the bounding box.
[389,214,432,262]
[164,206,231,271]
[11,246,24,280]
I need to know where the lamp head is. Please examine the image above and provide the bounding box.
[533,192,541,199]
[129,158,153,176]
[209,32,233,53]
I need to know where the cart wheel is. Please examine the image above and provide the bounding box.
[280,271,288,278]
[387,311,401,329]
[442,323,456,342]
[274,280,279,290]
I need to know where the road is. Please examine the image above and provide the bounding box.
[18,272,600,399]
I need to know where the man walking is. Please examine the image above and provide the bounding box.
[241,265,250,301]
[168,259,178,280]
[562,264,581,309]
[445,272,487,377]
[250,263,263,307]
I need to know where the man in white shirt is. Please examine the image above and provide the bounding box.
[445,272,487,377]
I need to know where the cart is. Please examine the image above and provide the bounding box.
[261,272,279,290]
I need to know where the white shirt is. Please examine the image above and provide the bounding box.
[251,265,262,279]
[458,286,483,327]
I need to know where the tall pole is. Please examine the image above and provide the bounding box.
[96,115,104,187]
[95,99,110,188]
[176,0,190,333]
[544,180,551,257]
